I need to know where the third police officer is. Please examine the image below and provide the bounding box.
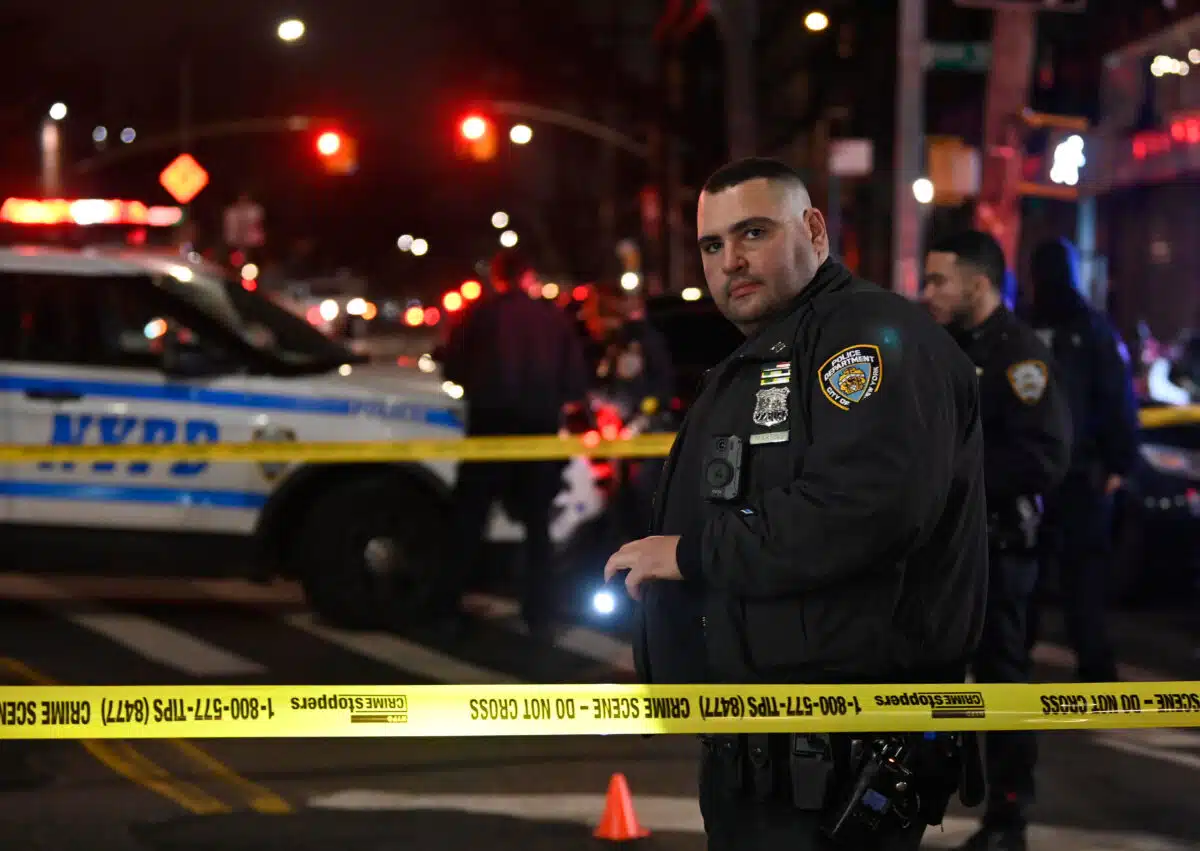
[923,230,1073,851]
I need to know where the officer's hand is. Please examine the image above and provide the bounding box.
[602,535,683,601]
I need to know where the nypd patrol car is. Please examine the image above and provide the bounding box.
[0,241,609,629]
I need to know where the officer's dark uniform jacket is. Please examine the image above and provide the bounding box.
[635,259,989,686]
[439,290,589,435]
[1029,240,1139,479]
[955,307,1073,539]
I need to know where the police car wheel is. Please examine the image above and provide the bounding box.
[293,474,446,630]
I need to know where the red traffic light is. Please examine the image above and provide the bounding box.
[461,115,488,140]
[316,131,342,156]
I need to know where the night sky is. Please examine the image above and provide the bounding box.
[1,0,665,301]
[1,0,1191,303]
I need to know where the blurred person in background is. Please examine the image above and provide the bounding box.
[590,282,677,542]
[436,248,590,637]
[1026,237,1140,683]
[924,230,1073,851]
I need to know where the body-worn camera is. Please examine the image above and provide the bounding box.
[704,435,743,502]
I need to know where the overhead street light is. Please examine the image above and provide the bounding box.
[491,211,509,229]
[804,11,829,32]
[499,230,519,248]
[509,124,533,145]
[49,103,67,121]
[277,19,306,42]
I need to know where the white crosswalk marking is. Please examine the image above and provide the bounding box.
[191,579,519,683]
[306,791,1197,850]
[283,611,519,685]
[0,574,265,677]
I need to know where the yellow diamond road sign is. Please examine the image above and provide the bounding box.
[159,154,209,205]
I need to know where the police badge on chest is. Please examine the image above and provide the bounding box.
[751,361,791,445]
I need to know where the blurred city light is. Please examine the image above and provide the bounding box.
[404,306,424,326]
[461,115,487,140]
[912,178,934,204]
[423,306,441,325]
[682,287,703,301]
[491,211,509,229]
[277,19,306,42]
[442,380,464,400]
[542,282,560,300]
[572,285,590,302]
[92,126,107,143]
[804,11,829,32]
[319,299,339,321]
[620,272,640,291]
[1151,54,1190,77]
[316,131,341,156]
[509,124,533,145]
[49,103,67,121]
[347,297,368,316]
[241,263,259,281]
[120,127,136,144]
[397,234,414,251]
[411,238,429,256]
[1049,134,1086,186]
[443,291,464,312]
[461,280,482,300]
[499,230,519,248]
[417,353,436,372]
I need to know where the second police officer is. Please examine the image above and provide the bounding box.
[605,158,989,851]
[923,230,1073,851]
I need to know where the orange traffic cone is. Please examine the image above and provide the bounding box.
[594,772,651,841]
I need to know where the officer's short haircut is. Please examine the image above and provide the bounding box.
[930,230,1007,292]
[490,247,534,286]
[702,157,807,195]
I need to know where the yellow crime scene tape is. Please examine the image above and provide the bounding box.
[0,682,1197,740]
[0,433,677,464]
[0,403,1194,464]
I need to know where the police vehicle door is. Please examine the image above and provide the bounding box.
[4,270,226,534]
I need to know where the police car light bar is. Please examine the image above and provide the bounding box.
[0,198,183,227]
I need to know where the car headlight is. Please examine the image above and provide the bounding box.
[1139,443,1200,481]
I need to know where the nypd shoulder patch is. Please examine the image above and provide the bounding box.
[819,344,882,410]
[1006,359,1049,405]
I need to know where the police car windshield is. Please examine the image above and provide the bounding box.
[158,272,359,370]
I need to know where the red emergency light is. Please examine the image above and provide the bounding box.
[0,198,183,227]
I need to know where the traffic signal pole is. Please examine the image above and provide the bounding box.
[975,6,1038,273]
[892,0,927,298]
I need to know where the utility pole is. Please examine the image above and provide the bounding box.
[891,0,926,298]
[711,0,758,160]
[975,7,1038,272]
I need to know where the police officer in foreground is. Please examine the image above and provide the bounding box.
[603,157,988,851]
[1026,237,1140,683]
[923,230,1073,851]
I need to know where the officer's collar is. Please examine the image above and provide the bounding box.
[964,304,1009,343]
[733,258,852,360]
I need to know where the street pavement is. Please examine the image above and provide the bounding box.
[0,572,1196,850]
